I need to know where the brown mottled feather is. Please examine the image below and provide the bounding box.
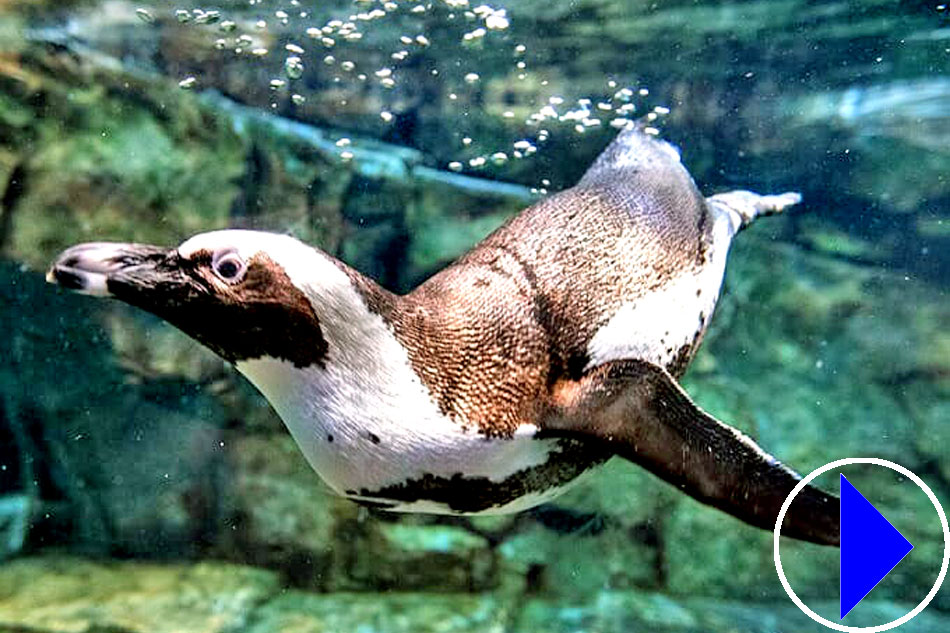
[343,129,717,436]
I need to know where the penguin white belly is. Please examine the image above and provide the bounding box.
[236,356,597,514]
[586,206,739,369]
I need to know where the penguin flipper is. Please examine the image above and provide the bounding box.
[544,359,839,546]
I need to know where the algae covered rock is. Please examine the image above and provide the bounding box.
[245,591,514,633]
[0,556,279,633]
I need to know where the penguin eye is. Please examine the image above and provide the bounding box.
[211,250,247,283]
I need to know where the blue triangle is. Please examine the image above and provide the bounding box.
[840,474,913,619]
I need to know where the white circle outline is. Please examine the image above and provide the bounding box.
[774,458,949,632]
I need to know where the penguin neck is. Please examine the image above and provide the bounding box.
[232,256,447,453]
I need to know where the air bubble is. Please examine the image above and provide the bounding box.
[195,10,221,24]
[485,12,509,30]
[380,111,394,122]
[464,72,480,84]
[175,10,193,24]
[448,161,463,172]
[292,94,306,105]
[285,56,305,79]
[135,8,154,23]
[178,76,197,89]
[269,79,286,90]
[513,140,536,153]
[462,28,487,42]
[614,88,634,102]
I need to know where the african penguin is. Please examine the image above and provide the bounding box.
[47,127,839,546]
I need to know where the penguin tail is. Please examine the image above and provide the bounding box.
[706,190,801,231]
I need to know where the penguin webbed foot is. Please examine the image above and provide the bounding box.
[706,190,802,229]
[543,358,839,547]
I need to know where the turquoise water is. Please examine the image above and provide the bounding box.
[1,1,949,631]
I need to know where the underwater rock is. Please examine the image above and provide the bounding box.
[3,555,950,633]
[513,590,950,633]
[0,556,279,633]
[342,520,499,592]
[497,461,664,598]
[219,434,350,589]
[245,590,515,633]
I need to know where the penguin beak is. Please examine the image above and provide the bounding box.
[47,242,190,299]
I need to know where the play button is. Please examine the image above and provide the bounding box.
[839,474,914,619]
[774,457,950,632]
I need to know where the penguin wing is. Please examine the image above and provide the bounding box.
[543,359,839,546]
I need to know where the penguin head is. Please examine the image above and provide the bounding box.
[47,230,339,368]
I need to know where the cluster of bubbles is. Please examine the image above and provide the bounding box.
[447,86,670,193]
[136,1,668,188]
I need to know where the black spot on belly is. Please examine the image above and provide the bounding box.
[327,434,334,443]
[367,432,381,444]
[352,440,607,513]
